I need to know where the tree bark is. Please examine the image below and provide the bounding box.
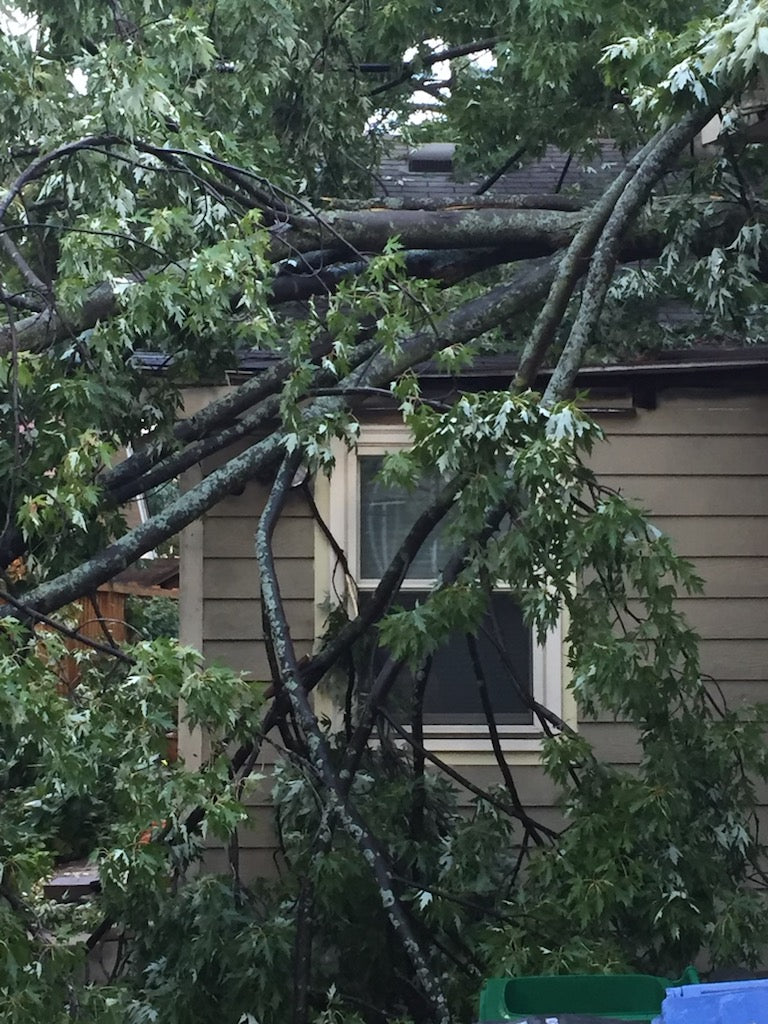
[256,454,451,1024]
[1,257,557,618]
[544,107,715,405]
[274,207,583,259]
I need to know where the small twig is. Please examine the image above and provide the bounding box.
[292,879,315,1024]
[555,152,573,194]
[379,709,558,840]
[392,874,517,924]
[370,38,499,97]
[723,134,755,216]
[466,631,545,846]
[509,827,533,891]
[340,655,407,790]
[86,592,119,649]
[474,146,526,196]
[409,656,432,843]
[301,475,462,690]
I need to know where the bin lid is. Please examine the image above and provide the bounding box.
[490,1017,643,1023]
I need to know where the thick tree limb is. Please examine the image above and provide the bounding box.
[269,245,523,301]
[321,194,583,212]
[0,197,748,357]
[0,280,117,356]
[0,289,45,312]
[544,107,715,404]
[274,207,583,260]
[256,453,450,1024]
[3,257,526,569]
[103,323,385,509]
[2,257,557,618]
[515,132,662,388]
[0,428,284,617]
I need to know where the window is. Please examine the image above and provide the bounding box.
[319,425,567,757]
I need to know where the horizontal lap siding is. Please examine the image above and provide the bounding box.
[580,391,768,763]
[200,456,317,876]
[202,477,315,651]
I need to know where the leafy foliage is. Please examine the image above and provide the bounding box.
[125,595,179,641]
[2,0,768,1022]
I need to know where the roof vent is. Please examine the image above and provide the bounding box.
[407,142,456,172]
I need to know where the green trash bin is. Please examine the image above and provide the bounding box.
[477,967,700,1023]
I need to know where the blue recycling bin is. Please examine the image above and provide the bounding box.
[654,977,768,1023]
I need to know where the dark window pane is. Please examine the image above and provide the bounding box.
[359,455,453,579]
[362,591,533,726]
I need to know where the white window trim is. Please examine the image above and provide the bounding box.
[313,425,575,764]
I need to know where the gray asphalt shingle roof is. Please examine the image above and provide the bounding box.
[377,141,630,200]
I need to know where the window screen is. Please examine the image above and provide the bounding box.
[360,455,452,580]
[358,455,533,725]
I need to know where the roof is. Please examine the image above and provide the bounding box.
[377,140,630,201]
[419,346,768,380]
[132,140,768,389]
[192,345,768,407]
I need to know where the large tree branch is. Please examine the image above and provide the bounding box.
[273,207,583,260]
[544,107,715,404]
[104,334,383,508]
[268,245,523,302]
[256,453,450,1024]
[2,254,551,570]
[0,195,747,357]
[0,222,556,358]
[322,194,583,212]
[0,257,558,617]
[0,280,117,356]
[514,132,662,388]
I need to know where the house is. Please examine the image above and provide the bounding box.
[376,140,630,200]
[178,347,768,880]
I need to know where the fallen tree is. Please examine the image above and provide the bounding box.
[3,1,768,1022]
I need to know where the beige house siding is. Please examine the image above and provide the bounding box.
[201,478,315,679]
[181,386,768,876]
[590,390,768,727]
[180,442,317,879]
